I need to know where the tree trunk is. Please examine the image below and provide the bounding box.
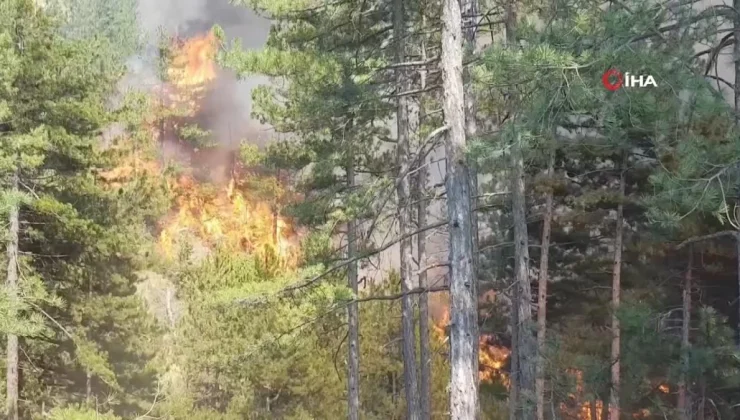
[590,398,599,420]
[511,130,535,419]
[509,276,520,420]
[441,0,479,417]
[505,3,537,418]
[536,151,554,420]
[416,166,431,420]
[393,0,420,417]
[737,232,740,348]
[608,168,625,420]
[461,0,479,273]
[6,162,20,420]
[677,246,692,420]
[416,11,431,419]
[347,150,361,420]
[735,0,740,350]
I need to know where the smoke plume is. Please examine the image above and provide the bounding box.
[128,0,272,147]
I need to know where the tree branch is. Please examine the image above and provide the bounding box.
[354,285,449,303]
[675,230,737,250]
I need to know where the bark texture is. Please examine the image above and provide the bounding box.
[6,163,19,420]
[536,151,554,420]
[735,0,740,350]
[393,0,419,416]
[511,131,535,419]
[416,12,431,418]
[461,0,479,270]
[608,169,625,420]
[677,246,692,420]
[441,0,479,417]
[347,156,360,420]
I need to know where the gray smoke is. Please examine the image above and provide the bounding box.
[126,0,273,147]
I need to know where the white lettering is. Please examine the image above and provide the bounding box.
[628,74,643,87]
[624,72,630,87]
[644,75,657,87]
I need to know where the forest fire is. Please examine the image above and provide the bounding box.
[102,31,299,268]
[162,31,218,112]
[154,31,299,267]
[430,293,510,385]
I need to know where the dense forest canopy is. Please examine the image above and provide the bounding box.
[2,0,740,419]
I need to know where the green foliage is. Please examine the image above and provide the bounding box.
[47,405,122,420]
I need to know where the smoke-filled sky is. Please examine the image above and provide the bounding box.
[128,0,273,146]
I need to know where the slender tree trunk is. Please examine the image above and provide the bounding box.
[608,168,625,420]
[504,4,536,417]
[6,162,20,420]
[393,0,419,417]
[347,145,361,420]
[601,389,609,420]
[416,11,432,419]
[737,232,740,348]
[677,246,692,420]
[536,151,554,420]
[441,0,479,417]
[735,0,740,350]
[509,275,520,420]
[735,0,740,127]
[511,130,535,419]
[590,398,599,420]
[416,167,431,420]
[461,0,479,271]
[86,282,93,405]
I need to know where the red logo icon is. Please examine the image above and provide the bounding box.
[602,69,623,91]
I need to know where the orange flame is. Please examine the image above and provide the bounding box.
[158,174,299,268]
[155,32,300,268]
[430,293,510,385]
[157,31,218,117]
[101,32,300,270]
[430,294,614,420]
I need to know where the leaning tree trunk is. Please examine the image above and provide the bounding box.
[6,162,20,420]
[347,142,361,420]
[441,0,479,417]
[608,168,625,420]
[677,246,693,420]
[536,151,555,420]
[393,0,420,416]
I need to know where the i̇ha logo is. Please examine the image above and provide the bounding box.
[601,68,657,91]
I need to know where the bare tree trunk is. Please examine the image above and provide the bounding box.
[734,0,740,350]
[677,246,692,420]
[6,162,20,420]
[536,151,554,420]
[590,398,599,420]
[511,131,535,419]
[416,11,432,419]
[509,277,520,420]
[393,0,420,417]
[416,167,431,420]
[608,168,625,420]
[441,0,479,417]
[347,150,361,420]
[737,232,740,348]
[461,0,479,272]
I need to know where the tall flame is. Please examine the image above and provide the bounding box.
[101,31,300,270]
[154,32,299,268]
